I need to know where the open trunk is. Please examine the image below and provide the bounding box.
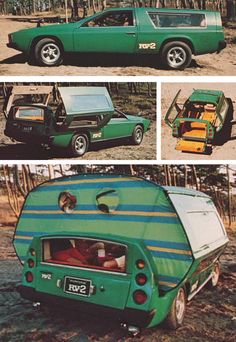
[36,237,131,310]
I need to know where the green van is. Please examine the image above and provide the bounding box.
[4,86,150,157]
[14,174,228,336]
[7,7,226,70]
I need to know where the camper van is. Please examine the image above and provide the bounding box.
[14,174,228,336]
[165,89,230,154]
[4,86,150,157]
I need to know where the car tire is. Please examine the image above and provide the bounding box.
[131,125,144,145]
[34,38,63,66]
[161,41,192,70]
[209,263,220,288]
[70,134,89,157]
[165,288,186,330]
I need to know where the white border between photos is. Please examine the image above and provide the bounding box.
[0,75,235,167]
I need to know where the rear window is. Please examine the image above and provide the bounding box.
[42,237,127,273]
[13,106,44,121]
[69,95,110,113]
[148,12,206,28]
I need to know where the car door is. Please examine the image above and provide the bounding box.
[101,113,134,140]
[164,89,183,127]
[73,10,137,53]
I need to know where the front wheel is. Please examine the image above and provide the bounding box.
[34,38,63,66]
[131,125,144,145]
[161,41,192,70]
[70,134,89,157]
[165,288,186,330]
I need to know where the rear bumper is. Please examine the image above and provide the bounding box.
[218,40,227,52]
[4,129,54,146]
[18,285,155,328]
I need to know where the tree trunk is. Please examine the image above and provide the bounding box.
[191,165,199,190]
[226,165,232,227]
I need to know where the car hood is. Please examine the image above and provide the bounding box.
[11,21,78,36]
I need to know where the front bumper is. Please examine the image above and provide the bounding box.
[7,42,23,52]
[18,285,155,328]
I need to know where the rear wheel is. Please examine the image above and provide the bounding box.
[70,134,89,157]
[165,288,186,329]
[161,41,192,70]
[131,125,144,145]
[34,38,63,66]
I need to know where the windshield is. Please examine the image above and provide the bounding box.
[13,106,44,121]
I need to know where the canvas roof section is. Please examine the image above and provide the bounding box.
[163,186,210,198]
[10,85,54,95]
[58,87,114,116]
[5,85,54,114]
[188,89,223,105]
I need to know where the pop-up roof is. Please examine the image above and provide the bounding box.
[188,89,223,105]
[5,85,53,114]
[58,86,114,116]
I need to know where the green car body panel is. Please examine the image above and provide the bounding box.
[4,86,150,155]
[7,8,226,69]
[14,174,228,330]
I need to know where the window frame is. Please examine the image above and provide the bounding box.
[148,11,207,29]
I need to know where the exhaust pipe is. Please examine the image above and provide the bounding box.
[32,302,41,309]
[120,323,141,337]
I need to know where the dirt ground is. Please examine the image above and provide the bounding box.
[161,83,236,160]
[0,16,235,76]
[0,196,236,342]
[0,88,156,161]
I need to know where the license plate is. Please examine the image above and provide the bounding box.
[22,126,32,132]
[64,276,91,297]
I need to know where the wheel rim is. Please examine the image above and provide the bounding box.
[41,43,60,64]
[175,289,185,323]
[212,265,219,286]
[74,136,87,155]
[167,47,186,68]
[135,128,143,143]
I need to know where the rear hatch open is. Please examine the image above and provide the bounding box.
[35,237,131,310]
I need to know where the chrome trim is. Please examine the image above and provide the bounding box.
[187,272,212,301]
[40,261,128,276]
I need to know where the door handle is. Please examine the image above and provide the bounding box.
[126,32,136,35]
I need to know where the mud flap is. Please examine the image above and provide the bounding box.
[175,139,207,153]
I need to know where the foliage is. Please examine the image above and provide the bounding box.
[1,164,235,222]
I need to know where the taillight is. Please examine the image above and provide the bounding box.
[29,248,36,257]
[208,128,214,139]
[133,290,147,305]
[28,259,35,268]
[172,124,179,137]
[136,259,145,269]
[25,271,33,283]
[136,273,147,286]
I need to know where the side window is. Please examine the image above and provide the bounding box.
[112,110,127,119]
[148,12,206,28]
[219,98,228,117]
[83,11,134,27]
